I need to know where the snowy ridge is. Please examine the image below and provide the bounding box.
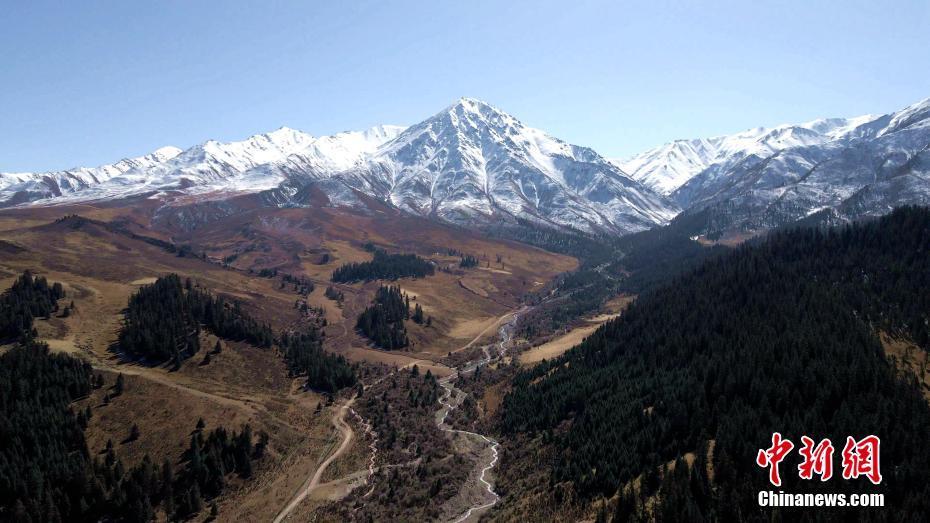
[615,114,879,195]
[1,125,405,205]
[647,98,930,232]
[0,146,183,205]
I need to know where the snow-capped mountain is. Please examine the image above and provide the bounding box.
[616,98,930,234]
[0,146,183,206]
[275,98,677,233]
[615,138,721,195]
[0,125,405,205]
[616,114,877,195]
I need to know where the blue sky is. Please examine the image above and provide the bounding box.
[2,0,929,172]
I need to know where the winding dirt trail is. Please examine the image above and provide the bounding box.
[272,397,356,523]
[272,359,418,520]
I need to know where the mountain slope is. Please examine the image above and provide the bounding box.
[0,146,182,205]
[500,207,930,520]
[8,96,927,236]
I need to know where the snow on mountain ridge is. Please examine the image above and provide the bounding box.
[0,146,185,204]
[0,125,406,205]
[617,113,880,195]
[667,98,930,233]
[4,95,925,237]
[879,97,930,136]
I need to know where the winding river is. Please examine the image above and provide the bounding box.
[435,307,526,522]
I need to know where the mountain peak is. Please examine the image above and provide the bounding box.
[879,97,930,136]
[261,126,314,145]
[151,146,183,160]
[444,97,503,117]
[453,96,489,106]
[341,97,677,233]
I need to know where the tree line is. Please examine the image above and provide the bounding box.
[280,273,314,296]
[459,254,479,268]
[280,328,356,392]
[119,274,357,393]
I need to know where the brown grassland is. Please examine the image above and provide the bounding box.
[0,196,575,520]
[519,294,634,365]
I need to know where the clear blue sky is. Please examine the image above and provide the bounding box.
[2,0,929,172]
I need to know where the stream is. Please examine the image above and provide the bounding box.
[435,307,526,522]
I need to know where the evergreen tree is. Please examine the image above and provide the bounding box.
[324,285,345,303]
[459,254,479,268]
[280,329,356,392]
[412,303,425,324]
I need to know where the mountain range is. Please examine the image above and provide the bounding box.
[617,97,930,234]
[3,96,929,236]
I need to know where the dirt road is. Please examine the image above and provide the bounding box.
[272,398,356,523]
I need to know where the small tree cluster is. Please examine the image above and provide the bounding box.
[356,285,410,350]
[0,271,65,341]
[332,249,434,282]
